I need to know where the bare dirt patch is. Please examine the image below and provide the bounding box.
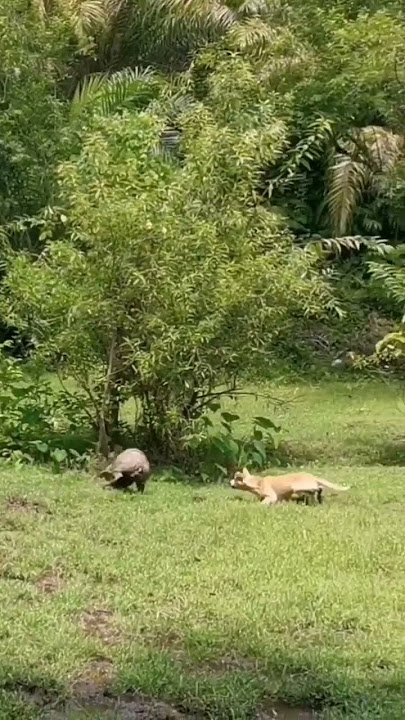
[5,496,50,514]
[56,696,203,718]
[10,677,318,720]
[37,572,64,594]
[80,608,123,645]
[256,703,318,719]
[71,658,116,699]
[49,695,200,718]
[33,693,317,719]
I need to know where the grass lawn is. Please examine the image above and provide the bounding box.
[0,378,404,719]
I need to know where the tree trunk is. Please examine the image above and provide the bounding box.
[97,331,120,458]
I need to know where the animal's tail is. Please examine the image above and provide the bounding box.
[317,478,349,492]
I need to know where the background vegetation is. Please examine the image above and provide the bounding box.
[0,0,403,461]
[0,2,404,717]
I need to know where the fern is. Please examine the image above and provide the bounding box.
[271,117,334,194]
[368,259,405,308]
[371,248,405,359]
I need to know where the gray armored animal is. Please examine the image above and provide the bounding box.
[101,448,151,492]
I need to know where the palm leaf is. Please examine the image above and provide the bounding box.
[67,0,109,43]
[306,235,393,258]
[153,0,237,30]
[354,126,404,174]
[71,72,105,110]
[32,0,54,19]
[376,330,405,358]
[71,67,158,117]
[228,17,276,55]
[239,0,269,14]
[327,153,369,236]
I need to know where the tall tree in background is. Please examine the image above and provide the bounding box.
[0,0,70,225]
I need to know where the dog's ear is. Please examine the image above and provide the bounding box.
[242,467,251,479]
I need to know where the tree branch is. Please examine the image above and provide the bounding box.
[55,366,95,423]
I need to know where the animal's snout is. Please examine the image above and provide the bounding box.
[230,479,235,487]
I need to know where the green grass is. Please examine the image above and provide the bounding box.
[222,376,404,466]
[0,378,404,719]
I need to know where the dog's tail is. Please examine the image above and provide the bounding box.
[317,479,349,492]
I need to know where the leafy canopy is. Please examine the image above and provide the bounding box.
[3,64,331,451]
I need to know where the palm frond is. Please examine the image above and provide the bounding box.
[327,153,369,236]
[330,126,404,235]
[305,235,393,258]
[71,67,158,117]
[228,17,276,56]
[104,0,129,19]
[152,0,237,30]
[239,0,269,15]
[71,72,105,110]
[375,330,405,358]
[69,0,109,37]
[354,126,404,173]
[32,0,54,19]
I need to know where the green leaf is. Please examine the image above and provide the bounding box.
[212,436,239,459]
[51,448,68,464]
[202,416,214,427]
[30,441,49,455]
[253,416,280,431]
[252,439,267,462]
[10,386,30,398]
[249,451,266,467]
[221,412,240,423]
[214,464,229,477]
[207,401,221,413]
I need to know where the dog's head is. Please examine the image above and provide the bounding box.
[230,467,255,492]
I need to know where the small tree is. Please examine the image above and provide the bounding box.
[3,68,331,457]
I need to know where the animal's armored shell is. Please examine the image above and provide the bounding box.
[112,448,150,476]
[106,448,151,490]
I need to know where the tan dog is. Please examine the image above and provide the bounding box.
[230,467,349,505]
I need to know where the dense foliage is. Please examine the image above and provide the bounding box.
[0,0,403,459]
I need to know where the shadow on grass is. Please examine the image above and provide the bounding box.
[116,645,405,719]
[275,437,405,467]
[3,646,405,719]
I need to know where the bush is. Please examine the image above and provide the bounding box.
[184,409,281,482]
[0,345,91,466]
